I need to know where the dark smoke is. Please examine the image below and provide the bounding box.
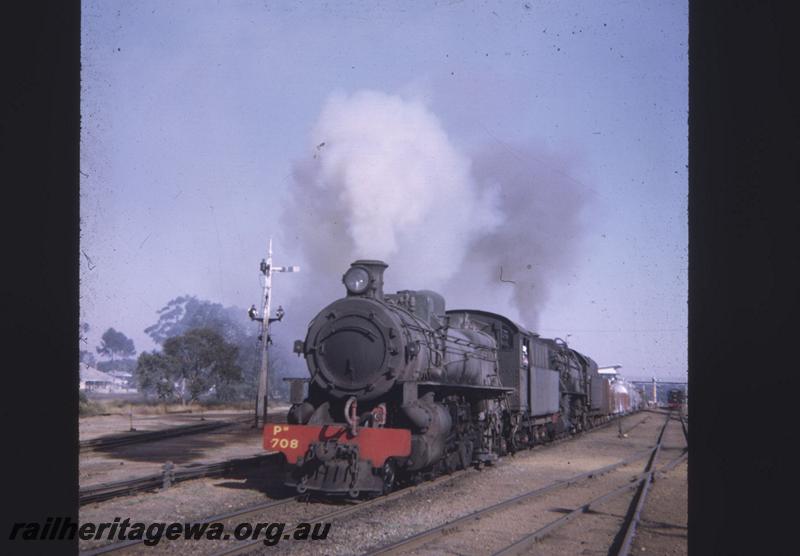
[444,143,590,329]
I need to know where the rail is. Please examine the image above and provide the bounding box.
[82,411,651,554]
[610,411,671,556]
[79,453,277,506]
[366,411,681,556]
[80,417,250,452]
[210,468,473,556]
[366,448,657,556]
[80,495,295,555]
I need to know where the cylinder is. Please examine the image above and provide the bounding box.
[401,394,453,470]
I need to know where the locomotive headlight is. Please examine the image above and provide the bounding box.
[343,267,370,294]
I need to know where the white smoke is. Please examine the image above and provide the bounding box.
[283,90,500,292]
[279,89,587,346]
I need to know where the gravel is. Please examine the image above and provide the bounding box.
[80,409,289,488]
[78,411,687,555]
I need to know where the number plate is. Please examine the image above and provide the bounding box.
[263,423,411,467]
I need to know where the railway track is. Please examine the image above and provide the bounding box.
[209,413,643,556]
[80,416,253,452]
[678,411,689,443]
[79,453,278,506]
[81,412,645,555]
[609,412,671,556]
[211,469,475,556]
[81,464,471,555]
[364,411,686,556]
[80,496,295,555]
[492,451,687,556]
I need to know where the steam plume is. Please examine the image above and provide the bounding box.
[279,90,587,340]
[281,90,499,294]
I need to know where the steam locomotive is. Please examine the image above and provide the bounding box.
[667,388,686,409]
[265,260,635,498]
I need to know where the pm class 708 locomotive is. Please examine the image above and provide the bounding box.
[265,260,627,498]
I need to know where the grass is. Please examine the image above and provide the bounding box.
[78,398,108,417]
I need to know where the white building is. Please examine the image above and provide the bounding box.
[79,364,137,393]
[598,365,622,377]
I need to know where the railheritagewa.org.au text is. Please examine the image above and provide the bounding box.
[9,517,331,546]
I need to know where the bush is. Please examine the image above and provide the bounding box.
[78,392,106,416]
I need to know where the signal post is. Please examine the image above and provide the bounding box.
[249,238,299,427]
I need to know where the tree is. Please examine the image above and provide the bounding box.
[144,295,298,401]
[96,328,136,361]
[135,328,242,404]
[79,350,97,367]
[79,322,96,366]
[97,358,136,374]
[145,295,280,400]
[145,296,249,346]
[136,351,177,401]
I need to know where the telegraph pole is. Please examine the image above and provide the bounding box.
[651,376,658,408]
[249,238,299,427]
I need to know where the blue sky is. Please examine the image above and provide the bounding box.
[81,0,687,381]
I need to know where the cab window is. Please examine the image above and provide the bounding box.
[500,326,513,350]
